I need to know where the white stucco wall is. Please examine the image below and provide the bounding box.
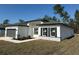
[33,25,74,41]
[33,25,61,41]
[60,25,74,40]
[18,26,29,38]
[28,27,33,37]
[35,37,61,41]
[5,24,74,41]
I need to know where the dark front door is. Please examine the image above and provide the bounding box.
[7,29,16,38]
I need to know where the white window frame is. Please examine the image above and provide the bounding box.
[50,27,57,37]
[33,28,38,35]
[40,27,57,37]
[42,28,47,37]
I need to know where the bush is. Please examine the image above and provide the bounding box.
[13,38,17,40]
[26,35,32,39]
[15,36,32,40]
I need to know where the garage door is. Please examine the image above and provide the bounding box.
[7,29,16,38]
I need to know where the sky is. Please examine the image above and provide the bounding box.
[0,4,79,23]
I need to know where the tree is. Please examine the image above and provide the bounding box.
[69,18,74,26]
[57,19,61,22]
[52,16,57,21]
[19,19,25,23]
[3,19,9,24]
[74,10,79,33]
[69,18,74,23]
[75,10,79,25]
[53,4,64,17]
[62,11,70,23]
[42,15,51,22]
[53,4,70,23]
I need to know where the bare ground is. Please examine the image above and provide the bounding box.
[0,35,79,55]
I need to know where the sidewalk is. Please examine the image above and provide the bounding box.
[0,37,37,43]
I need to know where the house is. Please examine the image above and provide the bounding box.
[34,23,74,41]
[0,19,74,41]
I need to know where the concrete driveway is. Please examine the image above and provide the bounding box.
[0,37,37,43]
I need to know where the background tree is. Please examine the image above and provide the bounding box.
[19,19,25,23]
[42,15,58,22]
[74,10,79,33]
[69,18,75,30]
[3,19,9,24]
[75,10,79,25]
[62,11,70,23]
[42,15,52,22]
[53,4,64,17]
[52,16,57,21]
[53,4,70,23]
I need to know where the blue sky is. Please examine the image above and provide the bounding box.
[0,4,79,23]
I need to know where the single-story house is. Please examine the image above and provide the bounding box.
[0,19,74,41]
[34,23,74,41]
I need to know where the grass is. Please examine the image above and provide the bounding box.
[0,35,79,55]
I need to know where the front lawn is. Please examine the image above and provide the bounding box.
[0,35,79,55]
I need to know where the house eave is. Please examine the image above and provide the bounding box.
[36,23,73,29]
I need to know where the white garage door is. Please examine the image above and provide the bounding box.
[7,29,16,38]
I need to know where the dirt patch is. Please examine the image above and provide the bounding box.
[0,35,79,55]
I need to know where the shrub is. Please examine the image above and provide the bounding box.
[14,35,32,40]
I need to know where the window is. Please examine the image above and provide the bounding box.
[42,28,47,36]
[51,28,57,37]
[34,28,38,35]
[40,27,57,37]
